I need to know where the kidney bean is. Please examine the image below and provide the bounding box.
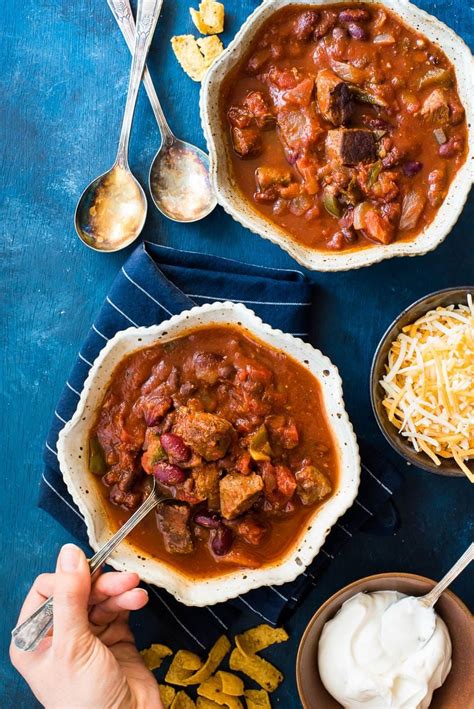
[160,433,191,463]
[153,462,187,485]
[403,160,423,176]
[347,22,368,40]
[210,525,234,556]
[339,8,369,23]
[194,512,221,529]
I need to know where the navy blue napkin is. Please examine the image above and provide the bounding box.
[40,241,402,652]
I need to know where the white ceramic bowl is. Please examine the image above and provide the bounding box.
[200,0,474,272]
[57,302,360,606]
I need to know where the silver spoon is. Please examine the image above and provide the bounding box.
[108,0,216,222]
[380,542,473,658]
[75,0,163,252]
[12,479,170,652]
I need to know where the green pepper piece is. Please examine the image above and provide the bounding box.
[418,68,452,90]
[89,436,106,475]
[367,160,383,188]
[249,424,273,462]
[350,85,388,108]
[323,191,342,219]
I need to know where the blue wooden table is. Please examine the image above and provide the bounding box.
[2,1,473,705]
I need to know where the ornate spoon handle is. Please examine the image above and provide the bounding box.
[11,489,163,652]
[115,0,163,166]
[108,0,172,142]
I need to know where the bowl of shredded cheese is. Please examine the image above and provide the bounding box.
[371,287,474,480]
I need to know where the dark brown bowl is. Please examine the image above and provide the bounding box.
[370,286,474,477]
[296,573,473,709]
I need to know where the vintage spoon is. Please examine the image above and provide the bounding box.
[75,0,162,252]
[108,0,216,222]
[12,479,170,652]
[380,542,474,658]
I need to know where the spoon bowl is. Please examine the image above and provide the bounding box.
[75,163,148,252]
[149,138,216,222]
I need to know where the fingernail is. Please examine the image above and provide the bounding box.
[136,588,149,598]
[59,544,81,572]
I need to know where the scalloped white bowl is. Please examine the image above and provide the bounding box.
[57,302,360,606]
[200,0,474,272]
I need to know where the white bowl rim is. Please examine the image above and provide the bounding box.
[57,302,360,606]
[200,0,474,272]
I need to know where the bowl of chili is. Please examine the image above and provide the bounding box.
[200,0,473,271]
[57,302,360,606]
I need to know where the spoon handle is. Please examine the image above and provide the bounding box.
[422,542,474,608]
[108,0,173,143]
[11,492,161,652]
[116,0,163,165]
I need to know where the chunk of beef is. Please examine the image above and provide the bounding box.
[219,472,264,519]
[326,129,377,165]
[363,205,395,244]
[421,88,450,124]
[293,10,320,41]
[227,106,253,129]
[191,352,224,385]
[109,484,142,510]
[157,503,194,554]
[192,464,220,509]
[231,126,262,158]
[316,69,354,126]
[255,166,292,192]
[427,168,446,207]
[136,395,172,426]
[295,465,332,505]
[174,407,234,461]
[243,91,275,129]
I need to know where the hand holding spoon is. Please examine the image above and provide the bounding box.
[108,0,216,222]
[75,0,163,252]
[11,479,171,652]
[381,542,473,658]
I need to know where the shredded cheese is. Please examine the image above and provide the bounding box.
[380,296,474,482]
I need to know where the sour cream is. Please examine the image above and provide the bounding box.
[318,591,452,709]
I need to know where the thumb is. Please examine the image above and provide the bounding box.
[52,544,91,649]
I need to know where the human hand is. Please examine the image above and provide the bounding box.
[10,544,163,709]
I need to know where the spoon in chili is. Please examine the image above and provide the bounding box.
[12,478,171,652]
[75,0,162,252]
[108,0,216,222]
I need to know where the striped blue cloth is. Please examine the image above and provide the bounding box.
[40,242,402,652]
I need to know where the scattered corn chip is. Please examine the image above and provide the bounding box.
[198,676,243,709]
[159,684,177,709]
[190,1,224,34]
[140,643,173,670]
[196,36,224,66]
[166,650,203,685]
[235,626,288,656]
[215,671,244,697]
[183,636,231,685]
[244,689,271,709]
[171,34,224,82]
[197,698,222,709]
[171,690,197,709]
[229,649,283,693]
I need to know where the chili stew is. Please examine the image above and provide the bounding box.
[222,3,467,252]
[89,326,338,576]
